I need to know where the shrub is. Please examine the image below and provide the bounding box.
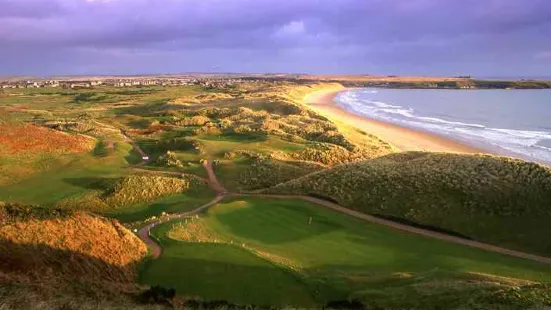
[238,155,323,190]
[173,115,211,126]
[139,285,176,305]
[156,151,184,168]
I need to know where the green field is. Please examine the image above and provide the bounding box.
[140,196,551,307]
[267,152,551,256]
[3,81,551,308]
[0,142,136,205]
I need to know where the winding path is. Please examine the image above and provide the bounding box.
[137,160,227,259]
[240,194,551,265]
[128,139,551,264]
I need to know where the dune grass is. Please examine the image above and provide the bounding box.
[140,196,551,307]
[109,185,215,223]
[266,152,551,256]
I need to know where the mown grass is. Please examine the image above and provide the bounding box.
[140,236,315,307]
[140,196,551,308]
[267,152,551,256]
[0,141,136,205]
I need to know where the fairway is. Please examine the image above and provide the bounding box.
[0,142,136,205]
[140,196,551,306]
[140,220,315,307]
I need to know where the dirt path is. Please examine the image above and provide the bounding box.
[138,193,225,259]
[119,129,149,165]
[136,159,228,259]
[126,135,551,264]
[202,160,227,195]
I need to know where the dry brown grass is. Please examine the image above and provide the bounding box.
[0,204,149,309]
[0,123,95,156]
[0,205,147,283]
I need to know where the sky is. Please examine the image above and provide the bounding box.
[1,0,550,77]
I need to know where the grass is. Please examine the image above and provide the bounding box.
[109,185,215,223]
[0,204,147,283]
[140,196,551,307]
[0,142,136,205]
[0,203,150,309]
[267,152,551,256]
[5,81,551,308]
[196,134,306,158]
[140,238,315,307]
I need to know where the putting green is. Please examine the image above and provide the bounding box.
[140,196,551,306]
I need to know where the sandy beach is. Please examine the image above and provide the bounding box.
[304,87,485,154]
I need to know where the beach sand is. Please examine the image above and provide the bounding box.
[304,87,485,154]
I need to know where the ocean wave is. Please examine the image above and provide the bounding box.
[335,90,551,164]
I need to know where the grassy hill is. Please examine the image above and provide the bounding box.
[266,152,551,256]
[0,203,148,309]
[140,196,551,309]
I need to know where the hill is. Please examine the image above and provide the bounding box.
[0,203,148,309]
[141,196,551,309]
[265,152,551,256]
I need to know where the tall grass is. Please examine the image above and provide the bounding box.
[56,174,204,211]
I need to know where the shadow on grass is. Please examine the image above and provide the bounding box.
[63,177,119,191]
[0,238,137,283]
[139,247,317,307]
[112,201,182,223]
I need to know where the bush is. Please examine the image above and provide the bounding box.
[139,285,176,305]
[156,151,184,168]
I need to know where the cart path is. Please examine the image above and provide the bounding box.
[130,154,551,264]
[138,193,225,259]
[234,193,551,265]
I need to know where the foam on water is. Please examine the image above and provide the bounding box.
[335,89,551,165]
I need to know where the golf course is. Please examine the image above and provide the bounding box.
[2,80,551,309]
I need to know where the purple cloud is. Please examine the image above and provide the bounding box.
[0,0,550,76]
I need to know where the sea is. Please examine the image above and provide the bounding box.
[335,88,551,165]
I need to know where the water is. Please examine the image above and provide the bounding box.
[335,88,551,165]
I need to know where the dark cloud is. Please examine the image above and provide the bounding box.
[0,0,550,75]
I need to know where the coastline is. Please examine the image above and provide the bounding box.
[304,87,486,154]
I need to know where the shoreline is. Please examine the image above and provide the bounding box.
[304,87,487,154]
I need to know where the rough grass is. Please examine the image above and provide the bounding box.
[0,121,98,185]
[141,197,551,308]
[266,152,551,255]
[229,153,324,191]
[0,123,95,156]
[0,203,154,309]
[0,203,147,285]
[56,174,208,213]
